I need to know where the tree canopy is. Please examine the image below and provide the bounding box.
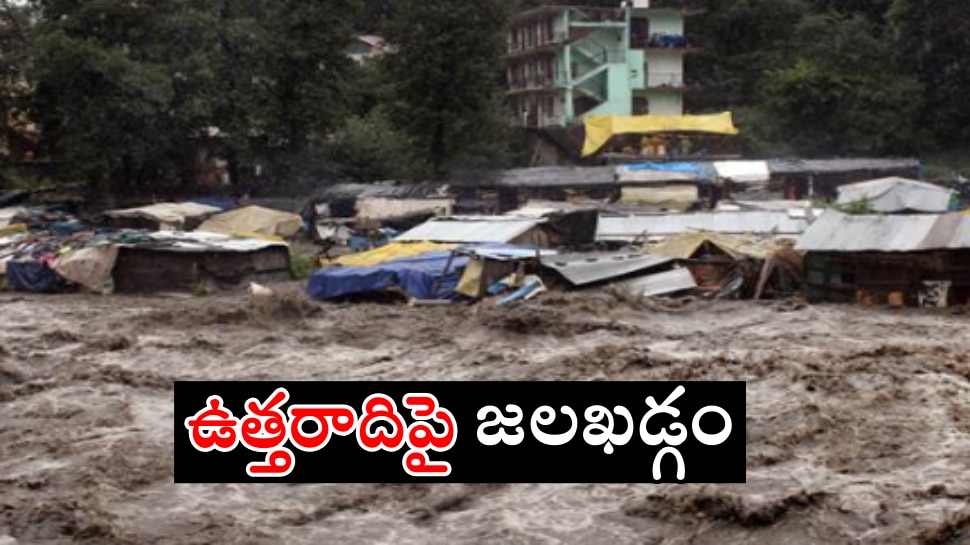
[1,0,968,195]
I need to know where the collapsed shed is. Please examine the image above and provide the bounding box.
[646,232,803,299]
[796,211,970,306]
[505,201,600,246]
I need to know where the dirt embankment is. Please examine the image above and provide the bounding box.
[1,291,970,544]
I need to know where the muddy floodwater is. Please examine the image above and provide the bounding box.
[1,290,969,544]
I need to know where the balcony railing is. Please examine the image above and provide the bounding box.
[647,71,686,89]
[636,0,707,12]
[508,32,567,55]
[508,76,557,92]
[512,114,565,129]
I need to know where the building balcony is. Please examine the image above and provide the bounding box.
[507,77,558,94]
[634,0,707,16]
[511,114,565,129]
[508,32,567,57]
[641,34,701,52]
[646,72,686,90]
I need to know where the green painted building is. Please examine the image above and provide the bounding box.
[507,1,701,128]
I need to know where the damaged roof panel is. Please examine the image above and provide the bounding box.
[541,252,673,286]
[795,211,970,252]
[597,211,814,242]
[619,268,698,298]
[314,183,451,201]
[766,158,921,176]
[451,167,616,189]
[395,217,541,244]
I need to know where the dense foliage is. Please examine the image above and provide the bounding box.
[0,0,968,194]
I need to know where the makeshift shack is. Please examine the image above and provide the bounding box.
[304,183,452,221]
[615,162,716,212]
[307,250,467,301]
[113,231,291,294]
[449,167,617,213]
[324,241,459,268]
[303,183,453,247]
[767,159,922,201]
[506,201,600,246]
[647,232,803,299]
[796,211,970,306]
[836,178,956,214]
[308,243,553,302]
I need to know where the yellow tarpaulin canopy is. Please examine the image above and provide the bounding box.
[323,241,459,268]
[647,232,773,261]
[582,112,740,157]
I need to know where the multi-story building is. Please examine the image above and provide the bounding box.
[507,1,701,129]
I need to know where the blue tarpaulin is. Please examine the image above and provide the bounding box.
[190,197,237,211]
[621,162,717,181]
[307,251,470,301]
[6,261,60,293]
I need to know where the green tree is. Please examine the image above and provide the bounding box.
[759,13,921,156]
[0,1,32,111]
[890,0,970,147]
[28,0,360,196]
[29,0,182,195]
[687,0,810,113]
[383,0,513,176]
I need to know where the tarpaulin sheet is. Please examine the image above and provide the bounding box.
[6,261,60,293]
[619,186,700,211]
[622,162,711,175]
[836,177,955,213]
[582,112,740,157]
[52,245,119,294]
[197,206,302,239]
[307,251,469,301]
[326,241,459,268]
[618,162,718,184]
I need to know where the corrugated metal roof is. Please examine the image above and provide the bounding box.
[541,252,673,286]
[314,183,450,201]
[449,167,616,189]
[395,217,541,243]
[506,200,603,218]
[795,211,970,252]
[497,167,616,188]
[133,231,287,253]
[836,177,954,213]
[597,211,814,242]
[766,158,921,176]
[620,268,698,298]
